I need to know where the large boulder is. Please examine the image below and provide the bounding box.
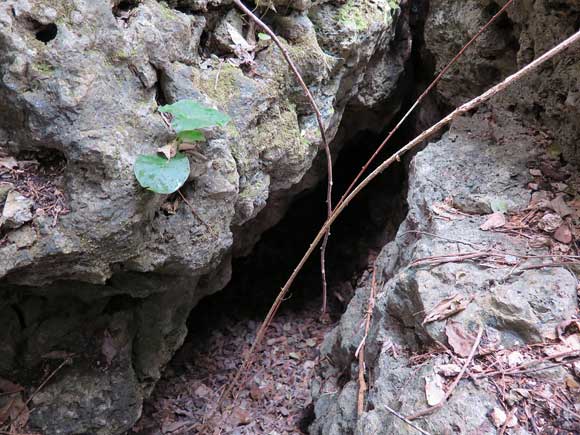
[311,108,580,434]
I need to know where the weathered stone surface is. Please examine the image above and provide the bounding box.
[0,0,409,433]
[1,190,33,229]
[424,0,580,164]
[310,109,579,434]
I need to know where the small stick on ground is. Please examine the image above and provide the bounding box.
[230,0,333,317]
[356,267,377,416]
[383,404,433,435]
[407,325,483,420]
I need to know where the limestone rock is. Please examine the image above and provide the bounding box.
[1,190,33,229]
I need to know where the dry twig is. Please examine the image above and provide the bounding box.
[223,27,580,422]
[383,404,433,435]
[407,325,483,420]
[356,267,377,416]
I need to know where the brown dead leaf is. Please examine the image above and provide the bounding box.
[480,212,506,231]
[445,320,476,358]
[425,373,445,406]
[157,143,177,160]
[230,407,252,426]
[9,395,29,430]
[549,194,574,218]
[554,223,573,244]
[422,294,472,325]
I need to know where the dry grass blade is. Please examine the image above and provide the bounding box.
[221,27,580,422]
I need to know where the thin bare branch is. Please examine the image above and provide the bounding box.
[383,404,433,435]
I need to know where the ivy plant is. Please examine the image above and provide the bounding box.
[134,100,231,194]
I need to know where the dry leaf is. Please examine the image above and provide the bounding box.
[157,143,177,160]
[554,223,573,244]
[538,213,563,233]
[445,320,476,358]
[422,294,472,325]
[424,373,445,406]
[0,378,23,394]
[549,194,574,217]
[480,212,506,231]
[529,168,542,177]
[490,407,507,427]
[437,363,461,377]
[9,395,29,430]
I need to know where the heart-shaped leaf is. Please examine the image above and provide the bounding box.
[159,100,230,133]
[134,152,190,194]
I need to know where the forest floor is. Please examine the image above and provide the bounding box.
[130,295,336,435]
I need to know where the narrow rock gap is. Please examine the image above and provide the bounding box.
[132,115,416,433]
[131,3,438,433]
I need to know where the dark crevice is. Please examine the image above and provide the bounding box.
[113,0,140,17]
[35,23,58,43]
[151,65,168,106]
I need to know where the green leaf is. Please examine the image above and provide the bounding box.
[158,100,231,133]
[134,152,190,194]
[178,130,206,142]
[257,32,271,41]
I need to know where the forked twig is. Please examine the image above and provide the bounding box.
[231,0,333,316]
[407,325,483,420]
[222,26,580,423]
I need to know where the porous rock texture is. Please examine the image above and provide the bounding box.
[0,0,411,433]
[310,1,580,434]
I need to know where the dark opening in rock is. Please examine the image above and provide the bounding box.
[35,23,57,44]
[113,0,140,16]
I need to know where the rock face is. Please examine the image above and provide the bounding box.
[311,108,580,434]
[310,1,580,433]
[0,0,411,433]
